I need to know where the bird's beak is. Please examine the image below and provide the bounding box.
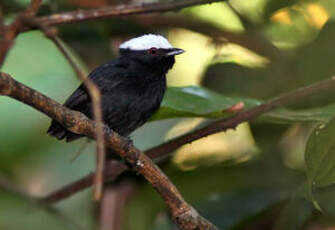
[165,48,185,57]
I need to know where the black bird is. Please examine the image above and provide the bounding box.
[47,34,184,142]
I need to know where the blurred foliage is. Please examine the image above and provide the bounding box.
[1,0,335,230]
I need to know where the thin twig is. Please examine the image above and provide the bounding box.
[0,72,218,230]
[41,76,335,204]
[38,26,106,201]
[31,0,226,27]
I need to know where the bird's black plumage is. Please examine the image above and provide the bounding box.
[47,35,184,142]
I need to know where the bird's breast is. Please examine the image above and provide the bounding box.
[102,75,166,136]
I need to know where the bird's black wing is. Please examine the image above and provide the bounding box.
[63,86,88,109]
[47,61,123,141]
[63,61,122,110]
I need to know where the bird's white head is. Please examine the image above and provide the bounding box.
[119,34,174,51]
[119,34,184,74]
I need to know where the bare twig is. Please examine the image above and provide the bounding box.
[32,0,226,27]
[38,26,106,201]
[0,72,218,230]
[41,76,335,204]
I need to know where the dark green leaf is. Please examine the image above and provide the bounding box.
[151,86,261,120]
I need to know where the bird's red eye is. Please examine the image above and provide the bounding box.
[148,47,158,55]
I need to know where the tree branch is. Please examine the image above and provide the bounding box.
[41,76,335,204]
[31,0,226,28]
[0,72,217,230]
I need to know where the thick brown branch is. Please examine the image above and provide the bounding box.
[33,0,226,27]
[41,76,335,204]
[0,72,217,230]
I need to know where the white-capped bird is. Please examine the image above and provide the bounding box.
[47,34,184,141]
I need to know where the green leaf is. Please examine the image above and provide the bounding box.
[152,86,335,123]
[151,86,261,120]
[305,117,335,188]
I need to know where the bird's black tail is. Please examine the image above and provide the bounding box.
[47,120,83,142]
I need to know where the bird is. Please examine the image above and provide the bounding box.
[47,34,184,142]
